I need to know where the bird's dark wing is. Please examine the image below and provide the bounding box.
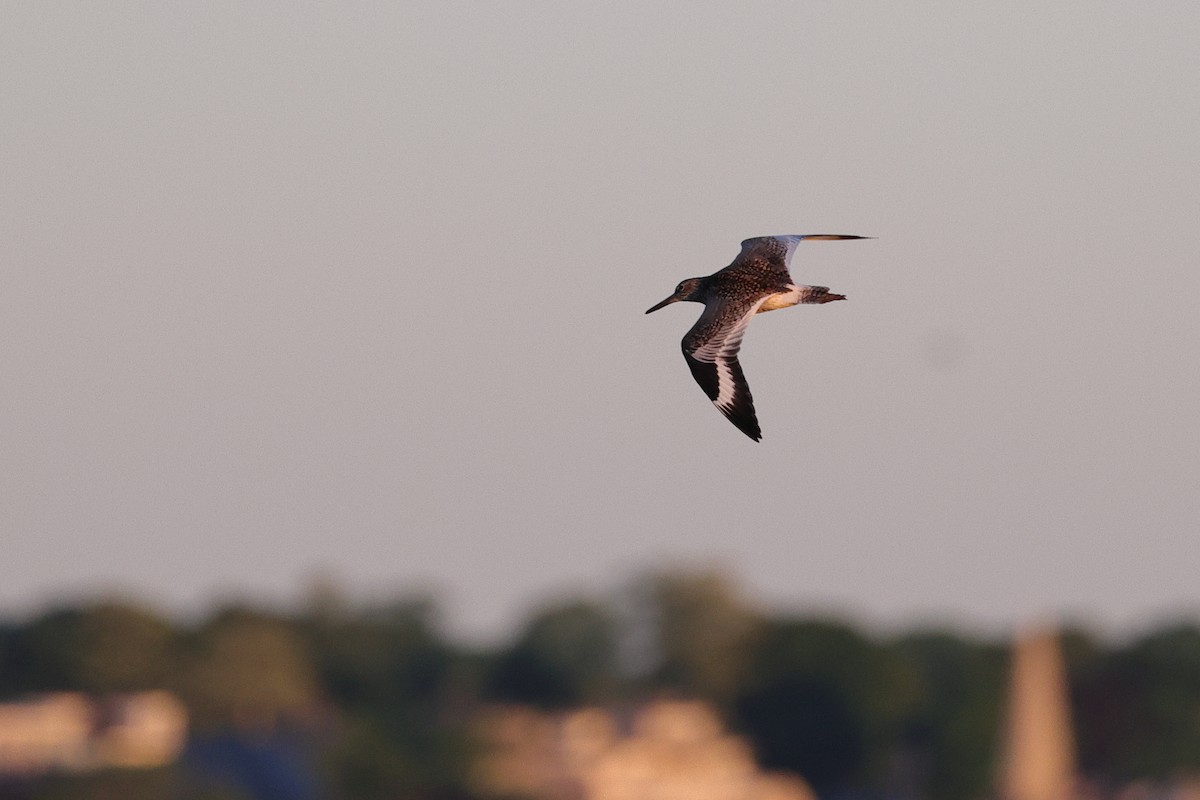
[730,234,869,283]
[729,236,794,283]
[681,296,767,441]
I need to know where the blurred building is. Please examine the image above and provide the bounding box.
[0,693,92,775]
[999,627,1076,800]
[0,691,187,776]
[471,699,814,800]
[94,690,189,768]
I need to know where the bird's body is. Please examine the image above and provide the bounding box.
[646,234,867,441]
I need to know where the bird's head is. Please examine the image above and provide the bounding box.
[645,278,704,313]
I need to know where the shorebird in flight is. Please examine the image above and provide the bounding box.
[646,234,868,441]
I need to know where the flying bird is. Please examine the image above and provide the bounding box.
[646,234,868,441]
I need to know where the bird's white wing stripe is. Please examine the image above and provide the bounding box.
[715,358,736,410]
[691,298,767,411]
[713,326,749,410]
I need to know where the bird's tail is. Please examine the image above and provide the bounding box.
[800,286,846,304]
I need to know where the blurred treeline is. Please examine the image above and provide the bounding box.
[2,570,1200,799]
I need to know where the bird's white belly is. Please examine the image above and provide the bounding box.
[757,287,802,313]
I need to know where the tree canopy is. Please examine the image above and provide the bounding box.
[2,572,1199,800]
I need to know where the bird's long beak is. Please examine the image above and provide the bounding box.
[645,294,679,314]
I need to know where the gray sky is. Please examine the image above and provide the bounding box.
[3,2,1199,642]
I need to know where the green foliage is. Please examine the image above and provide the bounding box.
[306,597,452,720]
[1,607,86,693]
[734,618,925,794]
[179,608,319,731]
[894,630,1007,800]
[76,602,176,693]
[33,766,180,800]
[1073,623,1200,779]
[0,600,175,696]
[640,570,764,706]
[484,600,618,709]
[7,575,1200,799]
[299,596,473,797]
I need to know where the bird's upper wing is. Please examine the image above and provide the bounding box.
[733,234,868,281]
[731,236,796,282]
[681,295,768,441]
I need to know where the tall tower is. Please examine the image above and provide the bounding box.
[999,627,1076,800]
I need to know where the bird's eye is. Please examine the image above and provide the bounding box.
[677,283,685,293]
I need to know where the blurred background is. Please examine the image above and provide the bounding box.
[2,2,1199,799]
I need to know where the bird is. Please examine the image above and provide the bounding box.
[646,234,868,441]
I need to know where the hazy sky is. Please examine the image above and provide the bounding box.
[3,3,1199,642]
